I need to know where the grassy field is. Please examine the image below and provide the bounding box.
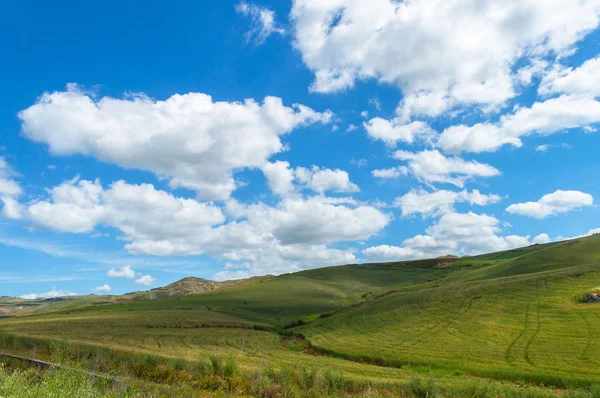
[1,235,600,396]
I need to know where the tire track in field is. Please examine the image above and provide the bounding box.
[523,279,547,366]
[389,284,473,351]
[504,281,538,365]
[523,299,541,366]
[404,295,476,349]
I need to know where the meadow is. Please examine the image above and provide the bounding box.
[1,235,600,396]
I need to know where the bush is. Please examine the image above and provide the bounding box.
[223,357,238,378]
[196,360,212,376]
[323,369,347,392]
[404,376,438,398]
[209,356,222,375]
[172,358,187,371]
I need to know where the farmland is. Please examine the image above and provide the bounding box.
[1,235,600,396]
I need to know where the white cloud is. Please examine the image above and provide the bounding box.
[363,212,531,261]
[213,270,253,281]
[350,158,367,168]
[536,143,571,153]
[92,284,112,293]
[262,163,360,196]
[0,157,24,219]
[506,190,594,219]
[362,245,421,262]
[18,85,332,200]
[395,189,501,218]
[28,178,225,239]
[225,196,389,246]
[346,124,358,132]
[392,150,500,187]
[107,265,136,279]
[539,55,600,97]
[295,166,359,194]
[364,119,434,146]
[437,96,600,154]
[262,161,296,196]
[134,275,157,286]
[28,177,105,233]
[395,91,451,122]
[236,2,285,45]
[20,287,78,300]
[371,167,407,179]
[516,58,549,85]
[291,0,600,112]
[533,233,551,244]
[16,177,388,276]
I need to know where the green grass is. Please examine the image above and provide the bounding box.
[2,235,600,395]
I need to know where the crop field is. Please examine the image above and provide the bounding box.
[300,264,600,386]
[1,235,600,396]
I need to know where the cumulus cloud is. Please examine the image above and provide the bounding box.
[438,95,600,154]
[20,287,78,300]
[395,189,501,218]
[16,177,388,277]
[0,157,24,219]
[27,178,225,240]
[18,85,332,200]
[107,265,136,279]
[92,284,112,293]
[539,56,600,98]
[235,2,285,45]
[392,150,500,187]
[533,233,551,244]
[291,0,600,114]
[364,119,434,146]
[363,212,531,261]
[516,58,550,86]
[295,166,359,194]
[506,190,594,219]
[226,196,389,246]
[262,163,359,196]
[372,167,407,179]
[262,161,296,196]
[134,275,157,286]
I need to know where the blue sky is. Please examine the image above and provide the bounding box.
[1,0,600,298]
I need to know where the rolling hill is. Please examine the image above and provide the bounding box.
[1,234,600,396]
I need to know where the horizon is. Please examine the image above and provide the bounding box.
[1,0,600,299]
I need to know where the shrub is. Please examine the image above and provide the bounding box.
[209,356,222,375]
[404,376,438,398]
[172,358,187,371]
[196,360,212,376]
[323,369,347,392]
[223,357,238,378]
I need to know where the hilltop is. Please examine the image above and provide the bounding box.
[124,275,272,300]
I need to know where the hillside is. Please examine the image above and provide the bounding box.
[122,275,270,301]
[1,235,600,395]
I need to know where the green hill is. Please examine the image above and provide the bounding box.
[2,234,600,396]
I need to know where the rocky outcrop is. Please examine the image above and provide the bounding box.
[587,293,600,303]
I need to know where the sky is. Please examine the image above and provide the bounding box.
[1,0,600,299]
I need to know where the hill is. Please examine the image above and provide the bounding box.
[121,275,270,301]
[1,235,600,396]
